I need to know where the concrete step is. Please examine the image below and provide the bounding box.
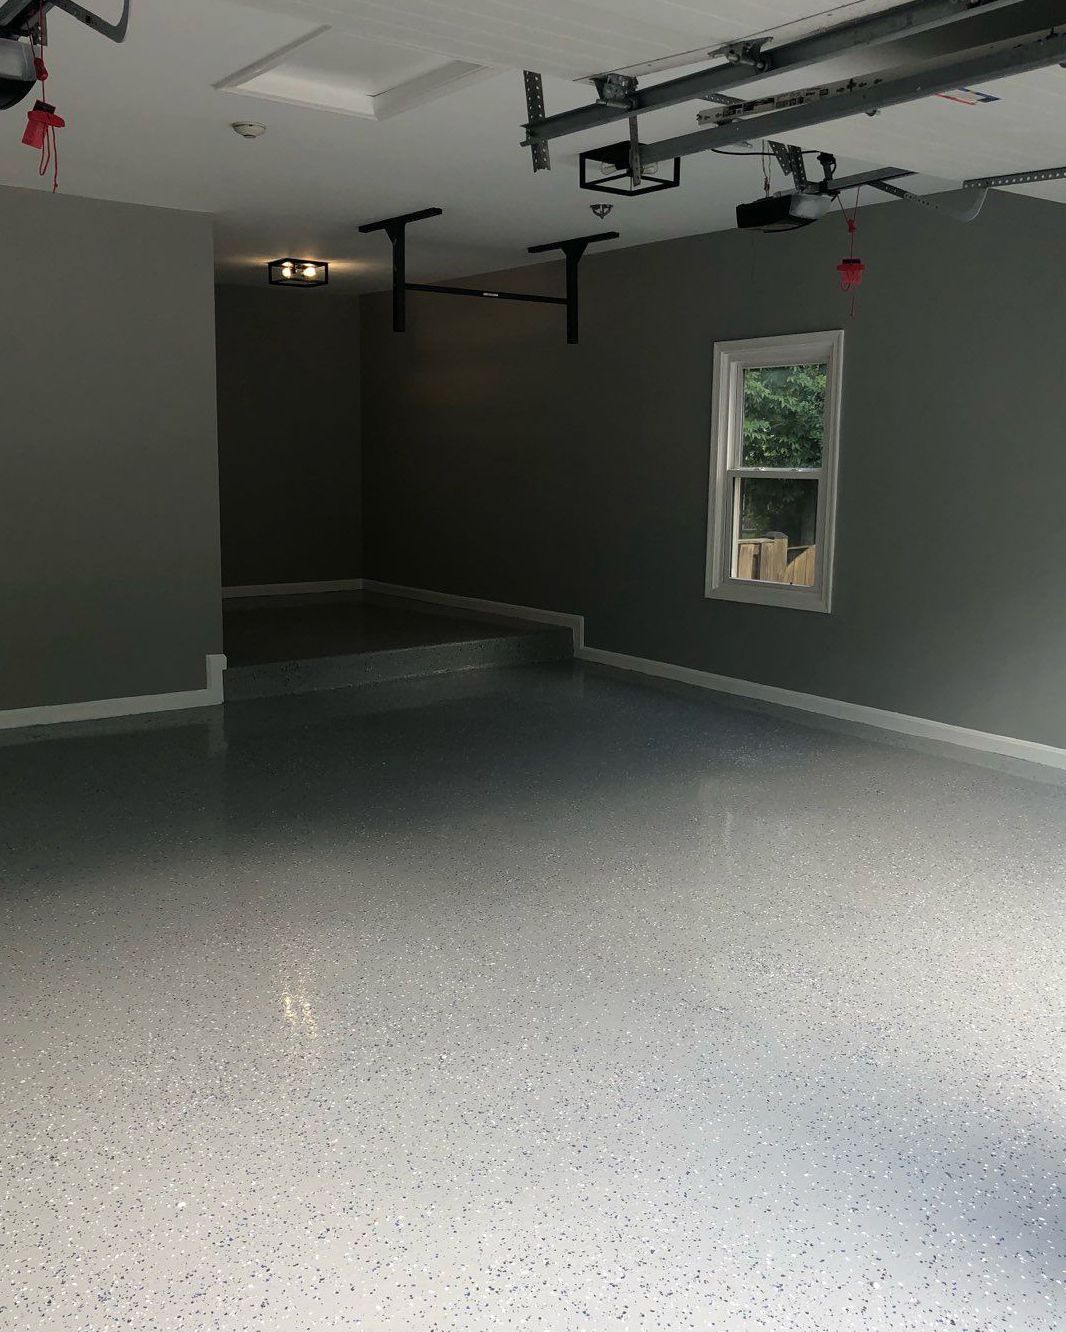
[224,625,573,701]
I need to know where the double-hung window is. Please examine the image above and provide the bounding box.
[705,330,843,613]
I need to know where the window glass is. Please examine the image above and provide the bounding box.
[735,477,818,586]
[741,364,827,468]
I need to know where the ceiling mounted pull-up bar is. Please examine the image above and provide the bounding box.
[358,207,443,334]
[358,208,618,345]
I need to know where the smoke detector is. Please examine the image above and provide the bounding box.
[231,121,266,139]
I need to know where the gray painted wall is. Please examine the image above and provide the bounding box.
[361,190,1066,747]
[215,286,361,587]
[0,185,221,711]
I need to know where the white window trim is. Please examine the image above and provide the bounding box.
[705,329,844,614]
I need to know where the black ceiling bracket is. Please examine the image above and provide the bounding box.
[592,71,638,109]
[0,0,128,108]
[579,138,681,196]
[0,0,129,43]
[522,70,551,172]
[628,115,643,189]
[358,207,443,334]
[527,230,619,344]
[359,208,618,345]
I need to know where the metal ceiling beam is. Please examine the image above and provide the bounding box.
[0,0,35,23]
[869,177,990,218]
[964,163,1066,184]
[636,26,1066,165]
[522,0,1026,146]
[828,166,914,191]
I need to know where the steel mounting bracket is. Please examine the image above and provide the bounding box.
[523,70,551,172]
[712,35,771,72]
[769,140,808,190]
[592,71,638,109]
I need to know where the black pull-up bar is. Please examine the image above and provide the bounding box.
[358,208,619,345]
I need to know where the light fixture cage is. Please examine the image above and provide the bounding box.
[579,142,681,197]
[268,257,329,287]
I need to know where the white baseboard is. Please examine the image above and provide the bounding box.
[362,579,585,650]
[369,580,1066,772]
[579,644,1066,771]
[0,654,227,732]
[223,579,365,599]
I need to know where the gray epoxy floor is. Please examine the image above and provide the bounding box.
[223,595,534,666]
[2,663,1064,1331]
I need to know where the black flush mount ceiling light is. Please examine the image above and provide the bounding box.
[579,141,680,197]
[268,258,328,287]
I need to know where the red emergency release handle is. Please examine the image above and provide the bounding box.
[22,100,65,150]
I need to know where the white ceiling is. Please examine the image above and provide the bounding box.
[0,0,1063,292]
[242,0,913,79]
[261,32,451,94]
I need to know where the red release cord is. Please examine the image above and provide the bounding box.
[21,1,63,192]
[835,188,864,316]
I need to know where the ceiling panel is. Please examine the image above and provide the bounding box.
[242,0,904,79]
[270,31,449,91]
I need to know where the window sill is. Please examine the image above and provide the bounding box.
[705,578,831,614]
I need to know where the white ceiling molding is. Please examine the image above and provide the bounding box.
[216,25,495,120]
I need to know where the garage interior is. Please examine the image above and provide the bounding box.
[1,1,1065,1328]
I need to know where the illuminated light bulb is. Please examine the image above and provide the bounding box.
[268,257,326,287]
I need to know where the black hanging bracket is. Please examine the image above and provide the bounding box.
[358,207,442,335]
[359,207,619,345]
[526,231,618,345]
[0,0,130,45]
[0,0,129,109]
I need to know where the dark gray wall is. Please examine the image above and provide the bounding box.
[361,191,1066,747]
[215,286,361,586]
[0,185,221,711]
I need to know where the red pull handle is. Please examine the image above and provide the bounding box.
[22,100,65,149]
